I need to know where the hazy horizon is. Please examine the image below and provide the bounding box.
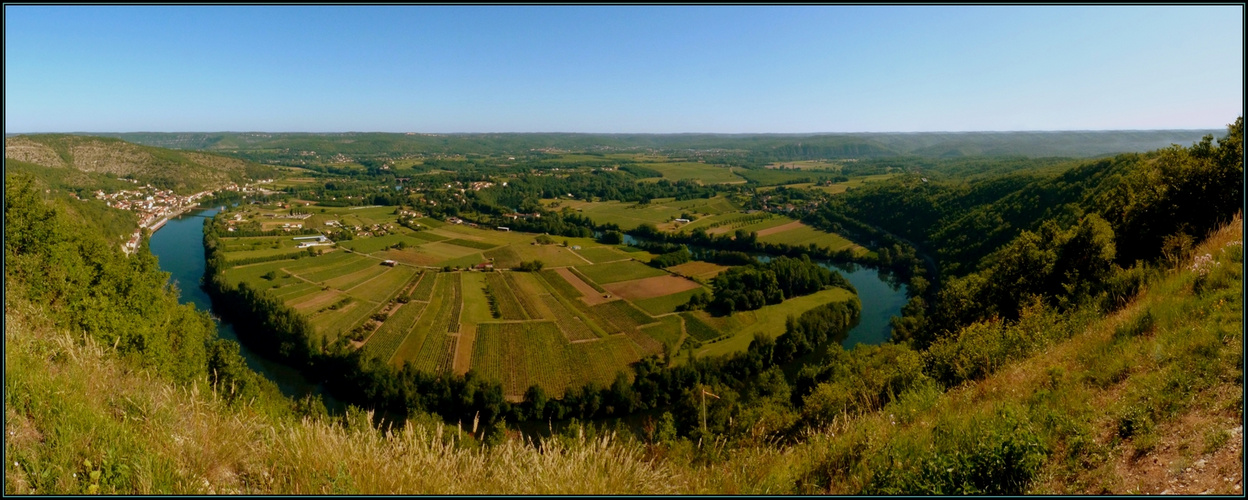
[6,126,1231,136]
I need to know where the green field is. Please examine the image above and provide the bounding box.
[508,244,587,268]
[411,241,482,263]
[504,272,546,320]
[415,217,446,228]
[553,196,740,231]
[574,245,629,264]
[301,255,380,283]
[639,162,744,184]
[312,297,381,340]
[471,322,567,397]
[762,160,844,170]
[574,260,666,284]
[691,287,855,359]
[484,272,528,320]
[633,287,709,316]
[470,321,643,397]
[725,215,796,235]
[410,271,438,300]
[392,273,453,365]
[362,300,428,362]
[406,229,449,242]
[213,216,864,398]
[681,312,723,342]
[324,264,391,291]
[445,238,501,250]
[756,223,858,252]
[338,233,425,254]
[537,290,603,341]
[590,300,656,334]
[349,266,418,303]
[735,168,844,186]
[640,314,684,353]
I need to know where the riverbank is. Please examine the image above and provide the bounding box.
[147,206,344,412]
[122,199,211,255]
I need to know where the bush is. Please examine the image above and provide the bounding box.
[865,406,1046,495]
[514,260,544,272]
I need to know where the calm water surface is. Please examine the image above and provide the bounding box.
[621,234,910,346]
[147,207,342,410]
[148,215,903,409]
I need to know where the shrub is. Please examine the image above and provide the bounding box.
[865,406,1046,495]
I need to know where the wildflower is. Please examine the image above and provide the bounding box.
[1188,253,1220,276]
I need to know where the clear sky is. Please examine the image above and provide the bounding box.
[4,5,1243,133]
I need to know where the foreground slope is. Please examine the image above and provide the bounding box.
[6,209,1239,493]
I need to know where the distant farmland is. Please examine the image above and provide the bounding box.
[212,204,858,398]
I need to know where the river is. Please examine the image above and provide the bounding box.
[149,212,905,410]
[147,207,342,410]
[622,234,909,347]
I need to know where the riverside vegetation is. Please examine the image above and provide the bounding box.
[4,119,1242,494]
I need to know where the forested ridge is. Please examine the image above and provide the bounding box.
[4,119,1242,494]
[94,129,1220,163]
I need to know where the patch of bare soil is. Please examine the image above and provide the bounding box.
[553,267,612,305]
[753,220,805,237]
[1115,411,1243,495]
[4,137,66,167]
[603,275,701,300]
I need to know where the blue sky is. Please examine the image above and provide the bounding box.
[4,5,1243,133]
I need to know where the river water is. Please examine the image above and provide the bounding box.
[149,212,906,408]
[147,207,340,408]
[622,234,909,347]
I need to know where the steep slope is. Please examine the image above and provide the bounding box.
[6,205,1238,494]
[4,134,274,194]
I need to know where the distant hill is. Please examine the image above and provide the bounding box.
[4,134,276,195]
[81,129,1224,160]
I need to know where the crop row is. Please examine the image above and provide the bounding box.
[540,295,598,341]
[538,270,588,303]
[590,300,655,333]
[504,272,545,319]
[444,238,499,250]
[414,332,455,375]
[472,322,572,397]
[325,263,390,291]
[410,271,438,301]
[621,328,664,358]
[536,271,614,335]
[702,212,775,230]
[568,267,607,293]
[680,312,723,341]
[301,256,380,283]
[444,273,463,332]
[362,301,428,362]
[569,337,640,387]
[437,335,458,375]
[389,275,452,365]
[470,325,507,385]
[640,315,684,353]
[484,273,528,320]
